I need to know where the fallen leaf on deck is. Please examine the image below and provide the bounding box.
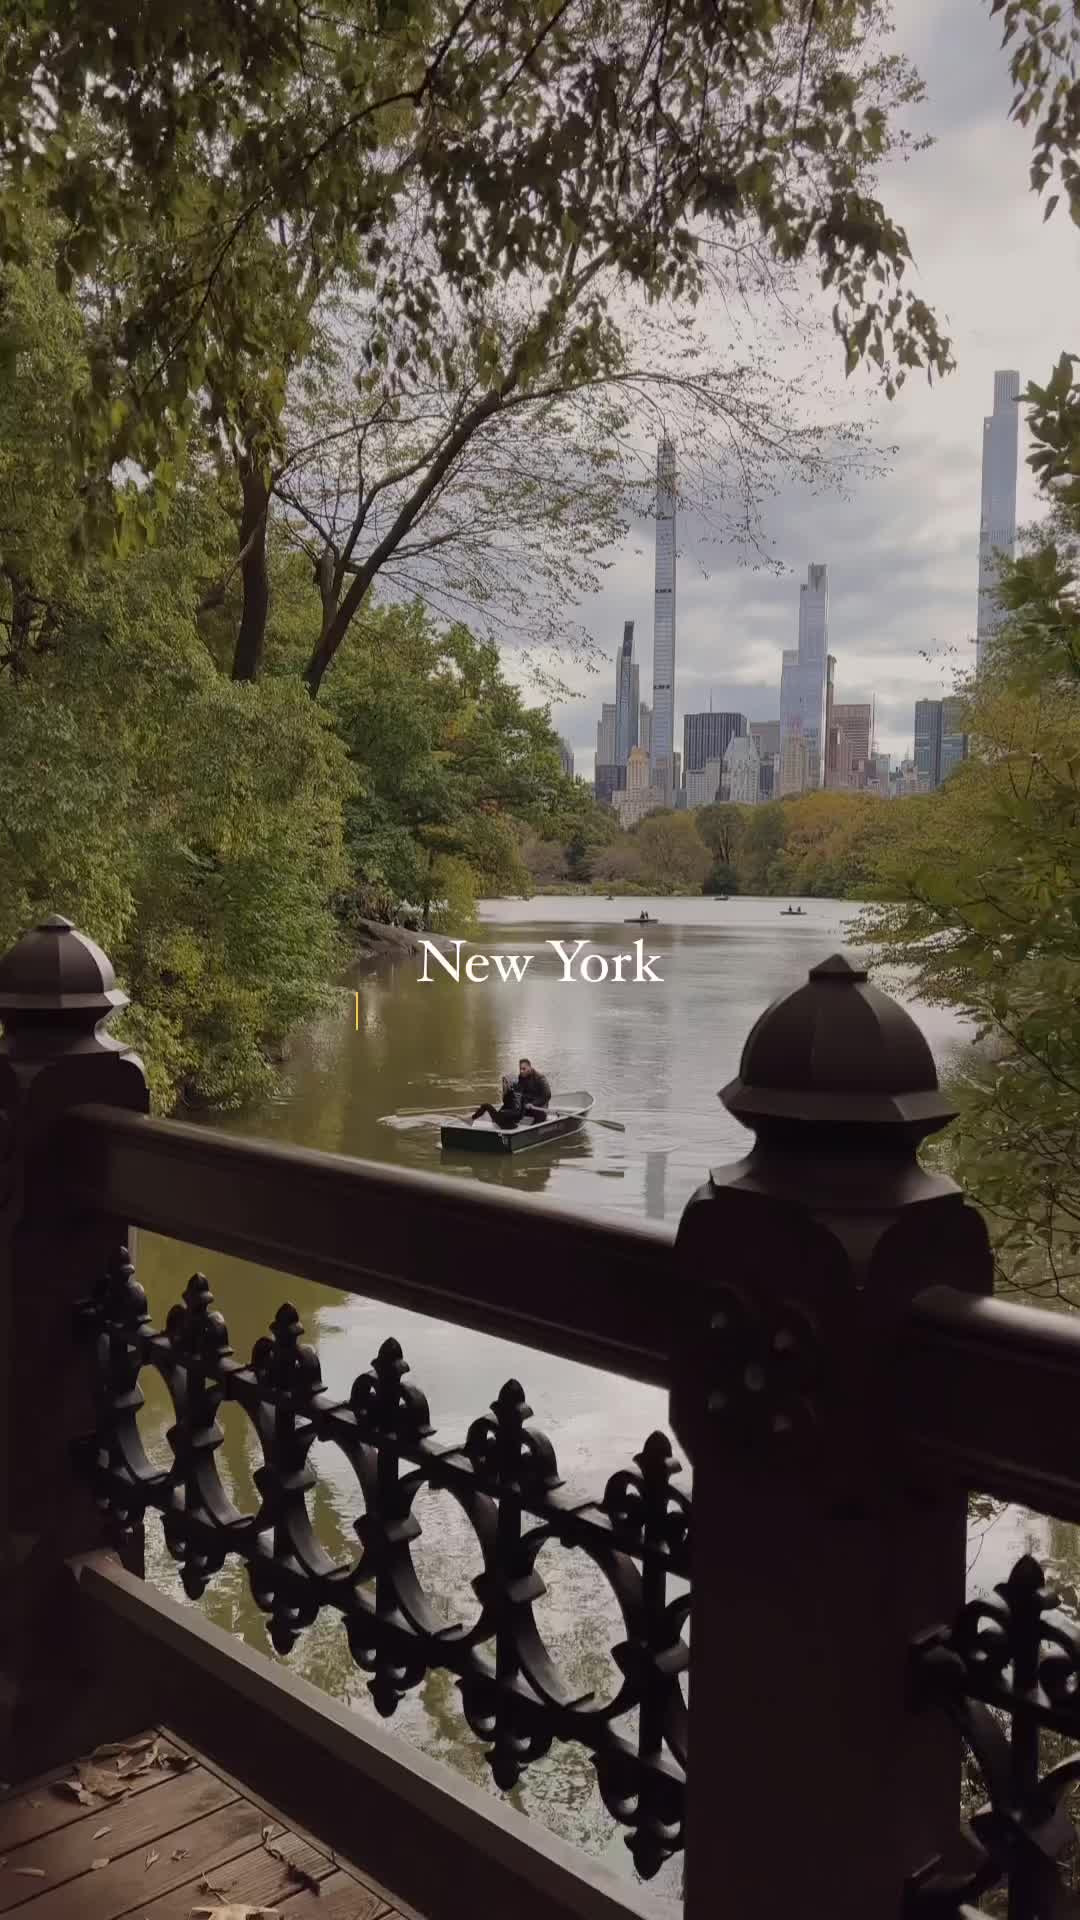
[171,1846,189,1861]
[90,1857,109,1870]
[11,1866,45,1877]
[119,1742,161,1777]
[92,1826,111,1840]
[188,1907,281,1919]
[90,1739,151,1760]
[163,1751,197,1772]
[54,1780,96,1805]
[196,1877,230,1898]
[77,1761,130,1801]
[145,1848,160,1870]
[260,1824,275,1845]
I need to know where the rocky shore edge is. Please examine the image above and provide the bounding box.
[349,918,456,961]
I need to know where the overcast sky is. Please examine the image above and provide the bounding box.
[543,0,1079,774]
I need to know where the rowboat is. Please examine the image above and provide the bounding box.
[440,1091,594,1155]
[623,916,660,924]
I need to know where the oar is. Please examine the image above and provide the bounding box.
[390,1103,627,1132]
[393,1102,479,1117]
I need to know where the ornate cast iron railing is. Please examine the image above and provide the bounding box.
[909,1556,1080,1920]
[79,1248,690,1879]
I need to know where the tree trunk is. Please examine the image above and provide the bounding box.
[2,566,37,678]
[231,460,270,683]
[304,597,351,698]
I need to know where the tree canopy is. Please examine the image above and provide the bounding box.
[0,0,967,691]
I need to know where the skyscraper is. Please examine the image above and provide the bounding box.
[976,370,1020,671]
[557,737,575,778]
[596,702,616,766]
[913,697,969,790]
[833,704,872,766]
[613,745,662,827]
[639,703,652,756]
[828,701,873,789]
[722,735,761,806]
[749,720,780,760]
[683,711,745,774]
[940,696,969,780]
[685,760,725,808]
[750,719,780,801]
[614,621,640,765]
[779,564,830,792]
[594,701,621,805]
[914,699,944,789]
[650,437,677,793]
[779,728,810,797]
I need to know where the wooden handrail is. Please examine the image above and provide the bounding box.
[899,1283,1080,1525]
[58,1103,677,1386]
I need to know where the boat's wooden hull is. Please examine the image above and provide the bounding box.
[441,1093,593,1156]
[623,919,660,925]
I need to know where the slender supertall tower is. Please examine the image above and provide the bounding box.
[650,436,677,793]
[779,563,830,793]
[614,620,639,765]
[976,370,1020,671]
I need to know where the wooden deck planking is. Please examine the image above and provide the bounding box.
[0,1735,189,1851]
[0,1729,400,1920]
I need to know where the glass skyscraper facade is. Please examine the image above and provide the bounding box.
[614,620,640,766]
[779,563,830,792]
[976,370,1020,671]
[683,711,745,775]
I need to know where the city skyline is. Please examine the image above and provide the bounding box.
[543,2,1061,774]
[574,364,1022,784]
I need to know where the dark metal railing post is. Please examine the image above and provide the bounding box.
[0,916,147,1773]
[671,954,992,1919]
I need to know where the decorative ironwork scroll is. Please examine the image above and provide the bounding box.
[908,1554,1080,1919]
[77,1248,690,1879]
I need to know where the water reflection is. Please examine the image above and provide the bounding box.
[644,1152,669,1223]
[439,1129,599,1192]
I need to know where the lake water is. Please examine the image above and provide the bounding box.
[131,894,1067,1899]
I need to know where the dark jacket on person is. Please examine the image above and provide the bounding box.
[514,1069,551,1109]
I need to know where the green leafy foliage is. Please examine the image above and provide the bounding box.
[855,360,1080,1299]
[305,597,586,922]
[0,543,350,1110]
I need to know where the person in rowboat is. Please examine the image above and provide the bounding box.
[470,1058,551,1128]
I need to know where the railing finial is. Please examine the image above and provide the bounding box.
[720,947,956,1155]
[0,915,131,1062]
